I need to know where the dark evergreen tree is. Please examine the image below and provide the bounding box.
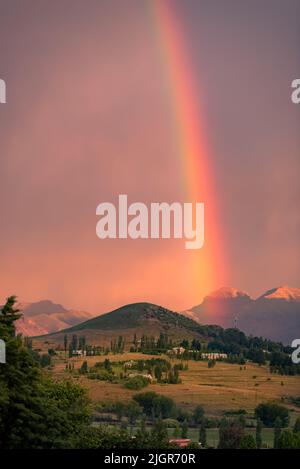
[274,417,282,449]
[0,296,90,448]
[199,421,207,447]
[181,420,188,438]
[256,418,263,449]
[64,334,68,356]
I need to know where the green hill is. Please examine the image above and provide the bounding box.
[34,302,222,348]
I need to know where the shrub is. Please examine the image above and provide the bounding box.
[88,369,115,381]
[124,375,149,390]
[278,429,300,449]
[239,434,256,449]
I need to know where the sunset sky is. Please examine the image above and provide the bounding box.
[0,0,299,314]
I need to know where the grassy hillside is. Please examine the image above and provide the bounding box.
[34,302,223,348]
[58,302,219,333]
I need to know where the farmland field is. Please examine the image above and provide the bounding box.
[50,352,300,418]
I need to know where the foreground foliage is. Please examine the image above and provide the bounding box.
[0,296,90,448]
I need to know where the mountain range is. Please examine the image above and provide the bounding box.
[16,300,92,337]
[13,285,300,345]
[183,286,300,344]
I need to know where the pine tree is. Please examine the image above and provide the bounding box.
[80,361,88,374]
[64,335,68,357]
[256,418,263,449]
[181,420,188,439]
[274,417,282,449]
[199,421,207,447]
[173,423,180,438]
[0,296,90,448]
[0,295,21,337]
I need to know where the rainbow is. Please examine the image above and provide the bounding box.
[151,0,227,300]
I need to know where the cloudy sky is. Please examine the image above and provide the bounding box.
[0,0,299,313]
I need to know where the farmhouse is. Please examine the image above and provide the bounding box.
[167,346,186,355]
[128,372,153,382]
[123,360,135,369]
[71,349,85,357]
[169,438,192,448]
[201,352,227,360]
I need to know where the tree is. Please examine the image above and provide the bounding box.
[193,405,204,424]
[173,423,180,438]
[0,295,21,337]
[40,353,51,367]
[154,365,162,382]
[293,417,300,433]
[255,402,289,427]
[133,392,175,419]
[64,335,68,357]
[256,418,262,449]
[273,417,282,449]
[79,336,86,352]
[71,335,78,352]
[199,421,207,447]
[181,420,188,439]
[240,434,256,449]
[218,418,245,449]
[133,333,138,349]
[151,419,169,445]
[180,339,189,350]
[127,401,142,425]
[114,402,125,421]
[104,358,112,372]
[0,296,91,449]
[79,361,88,374]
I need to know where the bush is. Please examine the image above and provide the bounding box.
[124,376,149,390]
[162,418,179,428]
[239,434,256,449]
[88,369,115,381]
[278,429,300,449]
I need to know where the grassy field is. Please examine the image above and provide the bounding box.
[92,424,276,448]
[50,351,300,419]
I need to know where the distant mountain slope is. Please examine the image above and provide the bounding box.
[183,286,300,344]
[16,300,92,336]
[34,302,222,348]
[15,285,300,345]
[184,287,253,329]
